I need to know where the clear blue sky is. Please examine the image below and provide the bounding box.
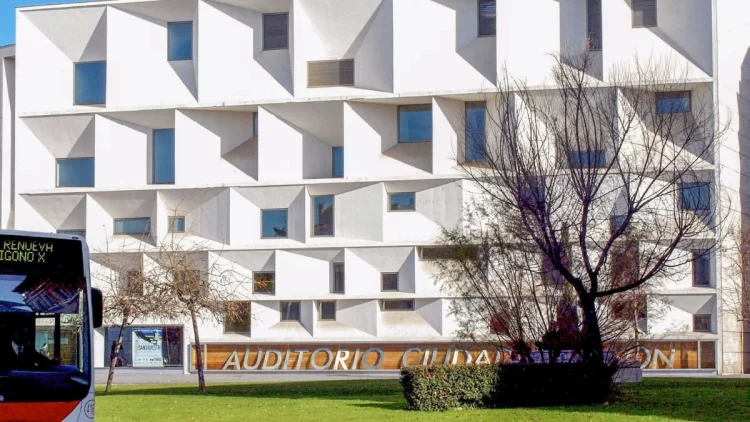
[1,0,97,47]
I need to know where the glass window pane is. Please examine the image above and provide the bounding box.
[332,263,345,293]
[320,302,336,321]
[262,209,288,238]
[313,196,334,236]
[153,129,176,184]
[569,150,606,168]
[281,301,300,321]
[263,13,289,50]
[656,91,690,113]
[465,102,487,161]
[253,272,275,294]
[478,0,496,36]
[332,147,344,178]
[420,247,454,260]
[168,22,193,61]
[389,192,416,211]
[692,250,710,286]
[693,315,711,332]
[57,158,95,187]
[224,302,251,333]
[168,217,185,233]
[680,183,710,210]
[382,273,399,291]
[382,300,415,311]
[398,104,432,143]
[57,229,86,238]
[253,112,259,138]
[75,62,106,105]
[114,218,151,235]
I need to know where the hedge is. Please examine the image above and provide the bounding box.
[400,362,618,411]
[400,364,498,411]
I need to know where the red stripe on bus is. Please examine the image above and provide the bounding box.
[0,402,79,422]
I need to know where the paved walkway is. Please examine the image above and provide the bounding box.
[95,368,398,385]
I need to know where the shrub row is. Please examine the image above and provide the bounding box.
[400,362,618,411]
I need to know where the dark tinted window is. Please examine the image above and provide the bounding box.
[74,62,106,105]
[168,22,193,61]
[57,158,94,187]
[692,250,710,287]
[319,301,336,321]
[569,150,606,169]
[420,247,454,260]
[263,13,289,50]
[389,193,415,211]
[587,0,602,51]
[381,273,399,291]
[253,272,275,294]
[632,0,657,28]
[465,101,487,161]
[224,302,251,333]
[693,314,711,332]
[313,196,334,236]
[680,183,710,211]
[153,129,175,184]
[398,104,432,143]
[280,301,300,321]
[382,300,415,311]
[332,147,344,178]
[262,209,288,238]
[168,217,185,233]
[332,263,345,293]
[656,91,690,113]
[478,0,496,36]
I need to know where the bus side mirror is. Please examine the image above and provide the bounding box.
[92,288,103,329]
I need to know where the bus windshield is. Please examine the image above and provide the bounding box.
[0,235,90,403]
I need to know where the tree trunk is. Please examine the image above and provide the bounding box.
[580,294,604,365]
[105,315,127,393]
[191,309,206,393]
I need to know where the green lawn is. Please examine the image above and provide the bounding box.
[96,378,750,421]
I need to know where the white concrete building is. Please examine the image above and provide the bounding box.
[2,0,748,374]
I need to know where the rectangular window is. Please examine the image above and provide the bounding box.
[57,229,86,238]
[114,218,151,235]
[261,209,288,238]
[680,183,711,211]
[332,147,344,178]
[308,59,355,88]
[693,314,711,333]
[519,178,546,212]
[632,0,657,28]
[74,61,106,105]
[610,214,628,235]
[389,193,416,212]
[168,216,185,233]
[382,300,415,311]
[477,0,496,37]
[253,272,275,295]
[263,13,289,50]
[319,301,336,321]
[57,157,95,187]
[692,250,711,287]
[125,270,144,297]
[569,150,606,169]
[332,263,345,294]
[153,129,176,184]
[398,104,432,143]
[420,247,454,260]
[465,101,487,161]
[587,0,602,51]
[253,112,259,138]
[656,91,690,114]
[381,273,399,291]
[280,301,301,321]
[167,21,193,61]
[313,196,335,236]
[224,302,251,334]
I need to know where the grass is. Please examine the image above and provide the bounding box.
[95,377,750,422]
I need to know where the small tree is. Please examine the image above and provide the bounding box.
[450,52,727,365]
[93,241,167,393]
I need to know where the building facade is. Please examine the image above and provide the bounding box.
[2,0,749,374]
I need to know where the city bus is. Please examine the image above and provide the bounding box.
[0,231,102,422]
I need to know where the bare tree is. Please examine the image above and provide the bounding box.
[94,210,253,393]
[723,226,750,333]
[450,52,727,365]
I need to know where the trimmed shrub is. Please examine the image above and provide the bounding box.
[400,364,499,411]
[493,362,619,407]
